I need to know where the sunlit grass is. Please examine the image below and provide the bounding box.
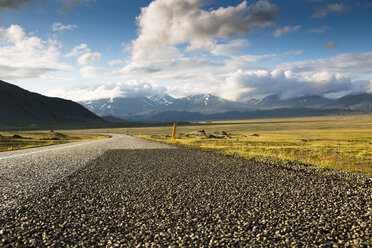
[0,131,109,152]
[96,115,372,176]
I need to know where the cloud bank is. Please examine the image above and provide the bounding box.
[79,66,104,78]
[77,52,101,65]
[103,0,372,102]
[49,81,167,101]
[0,25,70,79]
[131,0,277,60]
[6,0,366,103]
[108,59,123,66]
[219,69,369,101]
[111,50,372,101]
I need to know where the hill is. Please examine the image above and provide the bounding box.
[0,80,103,126]
[326,93,372,112]
[140,108,348,122]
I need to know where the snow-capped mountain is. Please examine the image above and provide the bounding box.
[79,93,372,121]
[80,94,250,119]
[158,94,250,113]
[147,94,175,106]
[80,96,161,118]
[246,94,333,108]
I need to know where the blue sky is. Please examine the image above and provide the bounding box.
[0,0,371,101]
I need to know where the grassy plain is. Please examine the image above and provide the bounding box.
[94,115,372,176]
[0,131,109,152]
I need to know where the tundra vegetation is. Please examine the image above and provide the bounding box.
[102,115,371,176]
[0,131,109,152]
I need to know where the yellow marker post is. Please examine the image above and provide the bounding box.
[171,122,177,142]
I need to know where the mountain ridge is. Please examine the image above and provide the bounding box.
[0,80,103,125]
[80,92,372,121]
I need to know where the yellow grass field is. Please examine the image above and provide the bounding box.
[0,131,109,152]
[98,115,372,176]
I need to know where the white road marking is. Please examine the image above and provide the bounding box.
[0,138,110,160]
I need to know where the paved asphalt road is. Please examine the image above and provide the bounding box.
[0,134,170,210]
[0,134,370,247]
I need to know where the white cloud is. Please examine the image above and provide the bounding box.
[40,74,75,82]
[219,69,366,101]
[52,22,78,32]
[133,45,183,61]
[273,25,301,37]
[49,83,122,101]
[0,24,70,79]
[324,40,338,50]
[132,0,277,60]
[66,43,90,57]
[225,54,277,70]
[113,49,372,102]
[79,66,104,78]
[307,26,329,33]
[312,3,350,18]
[113,57,225,82]
[0,24,25,42]
[49,51,372,102]
[77,52,101,65]
[210,39,251,56]
[108,59,123,66]
[66,44,101,65]
[48,80,166,101]
[276,52,372,78]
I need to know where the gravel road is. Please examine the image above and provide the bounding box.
[0,143,370,247]
[0,134,169,210]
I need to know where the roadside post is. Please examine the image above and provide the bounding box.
[171,122,177,142]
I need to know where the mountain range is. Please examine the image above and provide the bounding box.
[0,80,103,126]
[80,93,372,122]
[81,94,249,119]
[1,79,370,126]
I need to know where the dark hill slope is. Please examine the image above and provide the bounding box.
[326,93,372,112]
[0,80,103,124]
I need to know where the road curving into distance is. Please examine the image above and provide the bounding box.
[0,135,370,246]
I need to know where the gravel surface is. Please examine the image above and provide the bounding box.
[0,147,370,247]
[0,134,169,210]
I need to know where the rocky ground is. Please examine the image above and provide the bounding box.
[0,147,371,247]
